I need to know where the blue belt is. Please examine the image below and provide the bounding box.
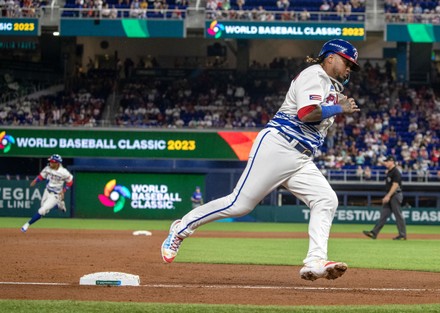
[277,132,312,157]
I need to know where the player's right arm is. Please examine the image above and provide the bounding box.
[30,174,44,187]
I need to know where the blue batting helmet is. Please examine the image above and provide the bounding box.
[318,39,360,72]
[48,154,63,163]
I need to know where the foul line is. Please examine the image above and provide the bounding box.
[144,284,440,292]
[0,281,439,292]
[0,282,69,286]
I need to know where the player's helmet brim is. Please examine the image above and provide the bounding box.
[319,39,360,72]
[335,52,361,72]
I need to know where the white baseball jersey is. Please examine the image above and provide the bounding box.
[175,64,345,265]
[39,165,73,194]
[266,64,339,154]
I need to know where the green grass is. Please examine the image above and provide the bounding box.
[2,217,440,234]
[0,300,439,313]
[176,237,440,271]
[2,218,440,312]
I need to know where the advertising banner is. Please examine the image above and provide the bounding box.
[386,24,440,42]
[205,20,365,40]
[249,205,440,225]
[60,19,184,38]
[74,172,205,219]
[0,128,257,160]
[0,19,39,36]
[0,179,71,217]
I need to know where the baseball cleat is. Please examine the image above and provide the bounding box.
[58,201,67,213]
[21,223,29,233]
[161,220,184,263]
[300,260,348,281]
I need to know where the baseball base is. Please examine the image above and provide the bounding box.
[79,272,140,286]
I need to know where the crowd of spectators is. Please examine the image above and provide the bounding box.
[206,0,365,21]
[385,0,440,23]
[1,56,439,176]
[0,70,112,127]
[62,0,187,18]
[0,0,44,17]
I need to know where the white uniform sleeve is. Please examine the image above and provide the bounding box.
[39,166,50,179]
[294,68,327,111]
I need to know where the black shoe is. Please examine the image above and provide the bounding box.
[393,235,407,241]
[362,230,376,239]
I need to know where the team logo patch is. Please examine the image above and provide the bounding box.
[98,179,131,213]
[207,20,225,39]
[0,131,15,153]
[309,95,322,101]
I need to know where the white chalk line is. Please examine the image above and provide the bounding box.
[0,282,69,286]
[145,284,440,292]
[0,281,439,292]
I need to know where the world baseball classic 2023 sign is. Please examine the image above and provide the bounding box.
[0,128,258,161]
[206,21,365,40]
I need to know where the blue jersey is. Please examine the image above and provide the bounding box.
[191,191,203,204]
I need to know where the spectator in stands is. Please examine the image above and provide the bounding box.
[109,4,118,18]
[343,1,352,19]
[140,0,148,16]
[320,0,332,12]
[350,0,360,9]
[130,0,142,18]
[175,0,188,6]
[413,2,423,22]
[363,166,372,180]
[101,3,111,17]
[335,1,345,18]
[172,5,183,18]
[276,0,290,11]
[236,0,245,11]
[206,0,218,18]
[299,8,310,20]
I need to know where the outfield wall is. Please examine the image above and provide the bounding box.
[1,178,439,225]
[0,180,71,218]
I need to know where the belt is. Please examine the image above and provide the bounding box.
[277,132,312,157]
[47,189,58,194]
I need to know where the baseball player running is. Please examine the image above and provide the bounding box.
[21,154,73,233]
[162,39,361,281]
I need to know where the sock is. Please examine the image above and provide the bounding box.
[29,213,42,225]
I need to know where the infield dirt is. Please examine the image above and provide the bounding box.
[1,228,439,306]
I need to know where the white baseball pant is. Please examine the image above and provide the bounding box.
[176,127,338,264]
[38,189,60,216]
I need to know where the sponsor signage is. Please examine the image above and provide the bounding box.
[386,24,440,42]
[0,128,257,160]
[0,180,70,217]
[206,20,365,40]
[75,172,205,219]
[60,19,185,38]
[250,205,440,225]
[0,19,39,36]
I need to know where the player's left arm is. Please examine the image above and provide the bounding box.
[61,174,74,200]
[299,95,359,123]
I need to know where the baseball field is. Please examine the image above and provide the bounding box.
[1,217,439,312]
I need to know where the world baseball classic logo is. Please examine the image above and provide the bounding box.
[207,20,225,39]
[0,131,15,153]
[98,179,131,213]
